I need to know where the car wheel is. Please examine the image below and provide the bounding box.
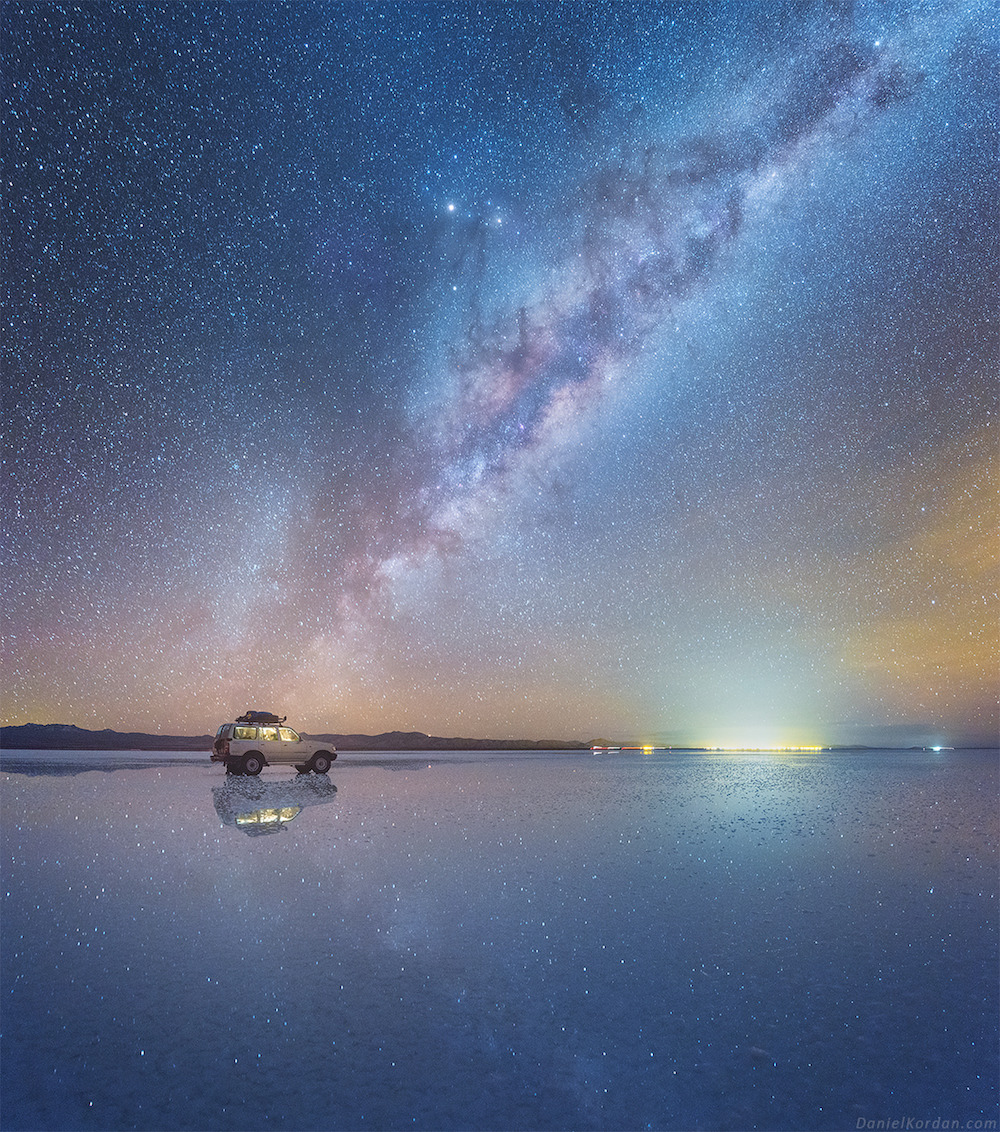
[311,753,332,774]
[243,752,264,776]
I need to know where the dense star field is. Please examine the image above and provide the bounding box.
[3,1,997,745]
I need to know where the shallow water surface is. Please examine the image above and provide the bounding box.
[2,749,997,1131]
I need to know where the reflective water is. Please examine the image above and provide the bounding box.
[2,749,996,1131]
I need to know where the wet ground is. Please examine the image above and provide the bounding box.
[2,748,996,1130]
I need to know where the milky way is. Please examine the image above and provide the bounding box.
[361,27,927,588]
[4,1,997,744]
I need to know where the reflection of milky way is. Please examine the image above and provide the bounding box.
[347,34,924,609]
[5,2,997,743]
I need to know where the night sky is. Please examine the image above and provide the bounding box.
[4,1,997,747]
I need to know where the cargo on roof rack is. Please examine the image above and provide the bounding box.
[237,711,286,725]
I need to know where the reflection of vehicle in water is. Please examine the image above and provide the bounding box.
[211,711,337,776]
[212,775,338,836]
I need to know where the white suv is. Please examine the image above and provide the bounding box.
[211,714,337,776]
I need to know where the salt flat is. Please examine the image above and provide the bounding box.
[2,749,996,1131]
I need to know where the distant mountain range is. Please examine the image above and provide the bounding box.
[0,722,590,752]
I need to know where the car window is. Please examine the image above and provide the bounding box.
[234,726,257,740]
[278,728,299,742]
[259,727,279,742]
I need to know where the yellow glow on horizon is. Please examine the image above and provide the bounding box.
[701,724,822,751]
[704,745,825,752]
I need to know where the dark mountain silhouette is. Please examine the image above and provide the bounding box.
[1,722,589,752]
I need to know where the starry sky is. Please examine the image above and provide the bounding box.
[3,0,998,747]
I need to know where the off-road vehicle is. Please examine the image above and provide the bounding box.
[211,711,337,775]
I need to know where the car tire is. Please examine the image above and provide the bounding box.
[311,753,332,774]
[243,752,264,776]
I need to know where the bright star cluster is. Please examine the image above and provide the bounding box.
[3,1,997,746]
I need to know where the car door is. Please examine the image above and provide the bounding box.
[257,726,280,761]
[233,725,258,754]
[277,727,304,762]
